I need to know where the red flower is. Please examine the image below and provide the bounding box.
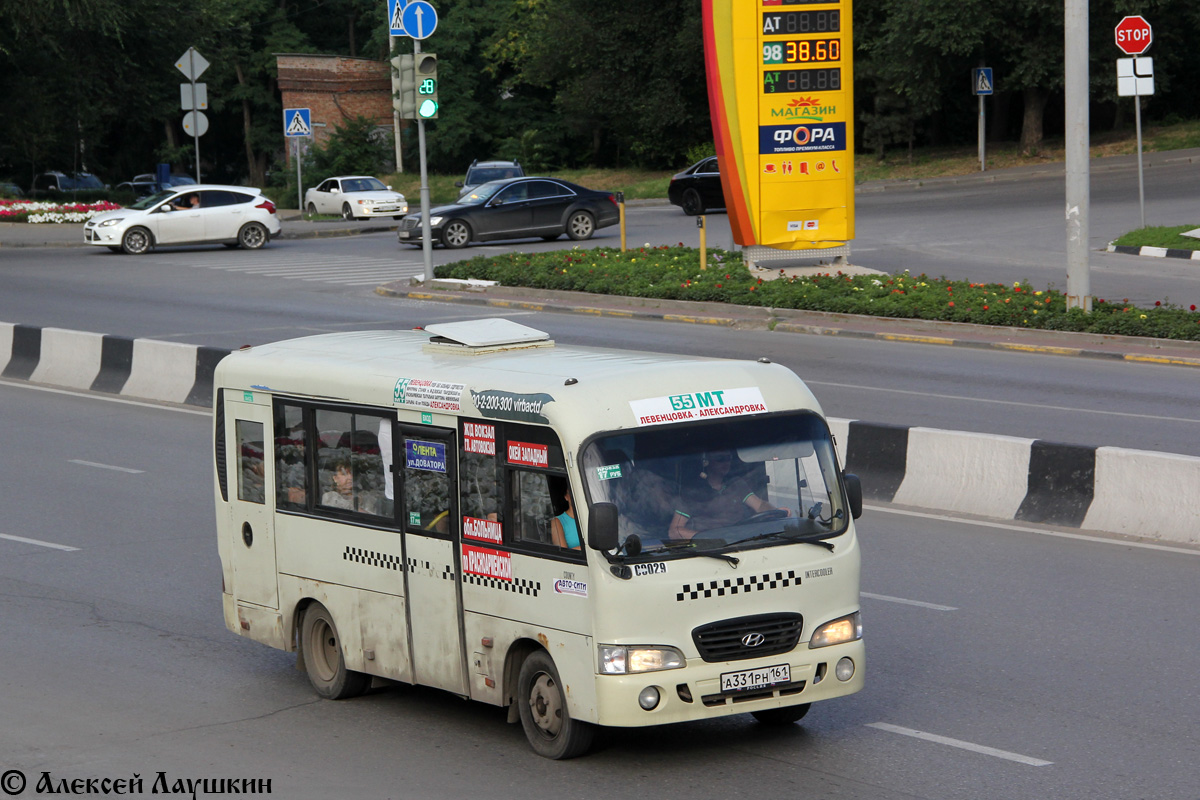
[1191,305,1197,311]
[947,301,955,307]
[1155,301,1162,307]
[983,305,989,310]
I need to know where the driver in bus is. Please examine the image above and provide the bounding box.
[667,450,787,539]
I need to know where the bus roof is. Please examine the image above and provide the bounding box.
[214,320,824,441]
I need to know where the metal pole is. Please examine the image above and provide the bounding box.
[390,34,403,174]
[190,49,200,183]
[415,39,433,282]
[1064,0,1091,311]
[978,95,986,172]
[296,139,303,213]
[1135,93,1145,228]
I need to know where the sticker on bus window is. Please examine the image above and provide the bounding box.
[596,464,623,480]
[507,440,548,468]
[463,516,503,544]
[463,421,496,455]
[629,387,768,427]
[470,389,553,424]
[406,440,447,472]
[462,544,513,581]
[393,377,465,411]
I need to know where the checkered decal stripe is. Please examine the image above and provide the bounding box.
[677,570,799,601]
[463,573,540,596]
[406,558,456,581]
[344,546,404,571]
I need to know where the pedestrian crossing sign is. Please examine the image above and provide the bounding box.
[284,108,312,137]
[388,0,406,35]
[973,68,994,96]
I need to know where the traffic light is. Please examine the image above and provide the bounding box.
[415,53,438,119]
[392,54,418,118]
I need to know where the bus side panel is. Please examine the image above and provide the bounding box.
[223,595,288,651]
[461,552,597,718]
[275,515,406,598]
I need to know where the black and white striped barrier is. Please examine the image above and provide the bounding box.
[3,321,1196,546]
[0,323,228,407]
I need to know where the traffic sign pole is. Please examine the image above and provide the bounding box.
[1064,0,1091,311]
[415,38,433,283]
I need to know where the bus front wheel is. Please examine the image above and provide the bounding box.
[299,603,369,700]
[517,651,594,759]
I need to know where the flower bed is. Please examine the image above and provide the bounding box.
[435,245,1200,341]
[0,199,122,224]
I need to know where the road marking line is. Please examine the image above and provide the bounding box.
[69,459,145,474]
[861,592,957,611]
[0,379,210,416]
[0,533,80,552]
[864,504,1200,556]
[866,723,1053,766]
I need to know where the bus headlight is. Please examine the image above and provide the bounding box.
[808,612,862,649]
[599,645,685,674]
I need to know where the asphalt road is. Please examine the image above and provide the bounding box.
[2,382,1197,799]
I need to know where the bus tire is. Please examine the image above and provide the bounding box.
[751,703,810,725]
[517,650,594,759]
[299,603,369,700]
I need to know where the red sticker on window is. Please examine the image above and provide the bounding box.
[462,516,503,544]
[462,544,512,581]
[463,421,496,456]
[507,440,548,468]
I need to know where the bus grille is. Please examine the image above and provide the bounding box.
[692,612,803,663]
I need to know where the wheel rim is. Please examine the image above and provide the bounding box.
[446,222,469,247]
[527,671,563,738]
[343,204,353,220]
[683,190,701,215]
[309,617,338,683]
[307,203,316,215]
[125,230,148,253]
[241,225,265,248]
[569,214,593,238]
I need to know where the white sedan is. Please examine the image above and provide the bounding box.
[304,176,407,220]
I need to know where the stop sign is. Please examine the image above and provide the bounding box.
[1115,15,1152,55]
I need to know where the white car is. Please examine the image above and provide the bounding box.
[304,176,407,220]
[83,185,281,255]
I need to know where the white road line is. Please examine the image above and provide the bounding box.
[68,459,145,474]
[866,723,1053,767]
[864,504,1200,556]
[0,379,210,416]
[0,533,80,552]
[860,592,957,611]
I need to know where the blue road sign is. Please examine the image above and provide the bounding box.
[284,108,312,137]
[387,0,406,36]
[973,67,994,96]
[402,1,438,40]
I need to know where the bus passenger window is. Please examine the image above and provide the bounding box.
[460,429,500,523]
[275,403,307,507]
[511,471,554,545]
[404,437,451,532]
[236,420,265,504]
[316,409,387,517]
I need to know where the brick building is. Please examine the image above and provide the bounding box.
[275,54,395,162]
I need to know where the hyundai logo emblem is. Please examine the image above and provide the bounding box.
[741,632,766,647]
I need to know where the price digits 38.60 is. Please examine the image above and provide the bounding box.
[763,38,841,65]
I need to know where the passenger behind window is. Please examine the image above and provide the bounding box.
[548,478,581,550]
[322,455,381,515]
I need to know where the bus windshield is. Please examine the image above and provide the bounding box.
[581,412,848,558]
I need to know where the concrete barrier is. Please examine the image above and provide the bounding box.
[3,321,1198,547]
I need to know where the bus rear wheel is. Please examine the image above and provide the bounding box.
[517,651,594,759]
[299,602,369,700]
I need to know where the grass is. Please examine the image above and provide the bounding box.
[1112,224,1200,251]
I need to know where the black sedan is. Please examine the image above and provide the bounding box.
[667,156,726,216]
[397,177,619,249]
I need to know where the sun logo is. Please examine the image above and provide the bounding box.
[787,97,820,108]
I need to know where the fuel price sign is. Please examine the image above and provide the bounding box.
[704,0,854,249]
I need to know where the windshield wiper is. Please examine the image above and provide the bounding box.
[659,539,740,566]
[735,528,837,552]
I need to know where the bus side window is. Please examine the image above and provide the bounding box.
[511,470,554,545]
[315,408,388,517]
[404,437,451,532]
[460,421,500,524]
[275,403,307,507]
[236,420,265,504]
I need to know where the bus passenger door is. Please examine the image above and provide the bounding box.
[397,425,468,694]
[225,399,279,609]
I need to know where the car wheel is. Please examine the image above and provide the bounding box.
[681,188,704,216]
[566,211,595,241]
[120,227,152,255]
[342,203,355,220]
[307,202,317,216]
[517,650,594,759]
[238,222,268,250]
[299,603,369,700]
[441,220,471,249]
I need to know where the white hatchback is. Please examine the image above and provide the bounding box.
[84,185,281,255]
[304,175,407,220]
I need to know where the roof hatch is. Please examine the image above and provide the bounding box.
[422,318,554,354]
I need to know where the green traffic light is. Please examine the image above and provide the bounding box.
[418,99,438,118]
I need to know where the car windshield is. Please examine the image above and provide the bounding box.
[581,411,849,560]
[167,176,196,186]
[467,167,520,185]
[344,178,387,192]
[129,190,175,210]
[459,180,508,205]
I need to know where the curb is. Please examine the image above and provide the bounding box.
[1107,243,1200,260]
[3,319,1198,548]
[377,282,1200,370]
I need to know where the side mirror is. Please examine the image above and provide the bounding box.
[454,180,463,188]
[329,188,339,194]
[159,204,173,213]
[588,502,619,552]
[843,473,863,519]
[386,185,392,190]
